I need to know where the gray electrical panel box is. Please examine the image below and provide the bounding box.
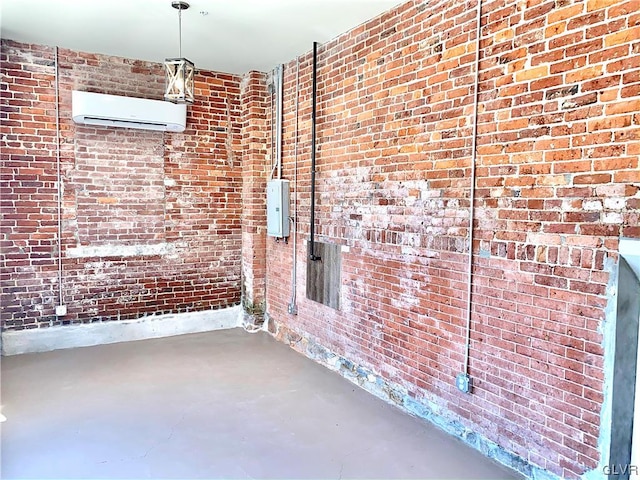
[267,179,290,237]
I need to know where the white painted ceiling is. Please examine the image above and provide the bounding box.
[0,0,402,74]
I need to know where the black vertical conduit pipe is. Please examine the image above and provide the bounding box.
[309,41,320,261]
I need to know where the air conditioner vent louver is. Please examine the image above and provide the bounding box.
[72,91,187,132]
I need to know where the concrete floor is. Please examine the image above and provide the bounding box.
[1,329,521,479]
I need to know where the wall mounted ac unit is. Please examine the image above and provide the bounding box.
[71,91,187,132]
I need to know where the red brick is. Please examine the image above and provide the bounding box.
[5,0,640,476]
[2,40,242,329]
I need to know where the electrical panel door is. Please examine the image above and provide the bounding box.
[266,179,290,237]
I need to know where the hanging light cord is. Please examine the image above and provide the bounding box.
[178,6,183,58]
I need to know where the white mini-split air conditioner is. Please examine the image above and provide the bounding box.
[71,91,187,132]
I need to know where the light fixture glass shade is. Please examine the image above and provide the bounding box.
[164,58,195,104]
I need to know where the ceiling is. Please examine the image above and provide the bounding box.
[0,0,402,74]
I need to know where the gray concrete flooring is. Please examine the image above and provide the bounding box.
[1,329,521,479]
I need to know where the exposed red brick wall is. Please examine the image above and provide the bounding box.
[2,0,639,476]
[1,40,242,328]
[240,71,269,315]
[265,0,640,477]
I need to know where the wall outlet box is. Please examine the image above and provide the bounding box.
[55,305,67,317]
[456,373,472,393]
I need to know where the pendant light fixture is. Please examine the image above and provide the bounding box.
[164,1,195,104]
